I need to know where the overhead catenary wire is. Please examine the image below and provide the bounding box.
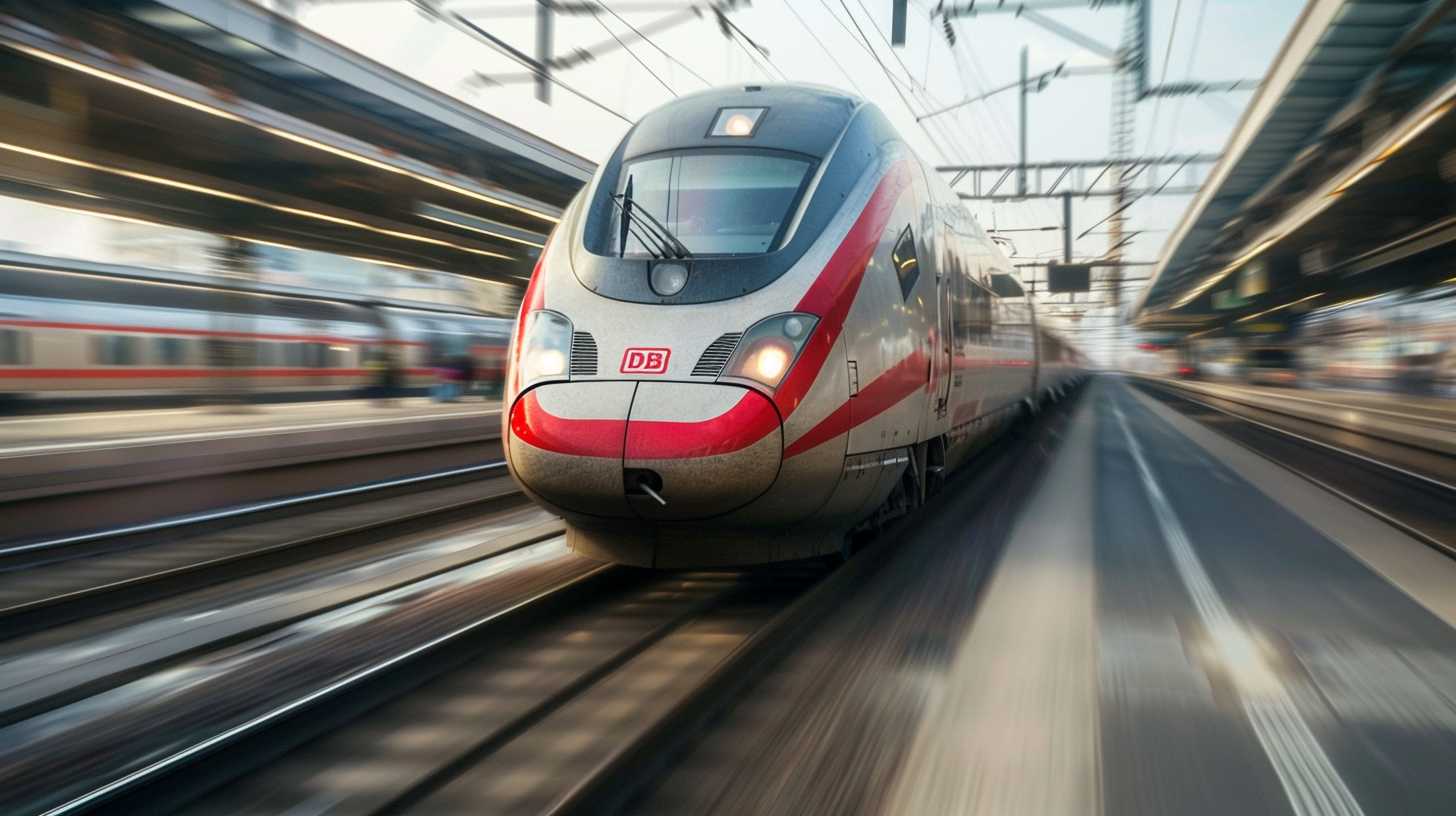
[938,15,1065,243]
[845,0,1003,169]
[597,0,713,87]
[1164,0,1210,152]
[590,10,679,96]
[1140,0,1185,157]
[831,0,956,163]
[718,12,790,81]
[781,1,871,97]
[449,13,634,122]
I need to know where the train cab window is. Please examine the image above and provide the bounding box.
[92,335,139,365]
[155,337,187,366]
[0,329,29,365]
[892,226,920,300]
[604,150,814,256]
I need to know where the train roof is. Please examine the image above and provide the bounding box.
[0,265,371,322]
[618,83,863,162]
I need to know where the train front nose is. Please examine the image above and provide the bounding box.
[507,381,782,521]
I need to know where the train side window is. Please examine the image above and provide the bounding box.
[0,329,29,365]
[991,272,1024,299]
[950,257,973,350]
[971,278,993,345]
[92,335,138,365]
[305,342,327,368]
[891,226,920,300]
[156,337,186,365]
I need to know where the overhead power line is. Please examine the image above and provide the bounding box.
[781,2,870,97]
[1141,0,1184,156]
[590,10,678,96]
[597,0,713,87]
[447,12,634,121]
[828,0,957,163]
[1164,0,1210,151]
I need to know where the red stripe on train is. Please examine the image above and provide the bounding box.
[775,160,913,420]
[0,319,430,346]
[510,390,623,458]
[510,389,780,460]
[783,350,928,458]
[626,391,780,459]
[0,367,440,379]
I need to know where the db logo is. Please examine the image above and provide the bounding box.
[620,347,671,374]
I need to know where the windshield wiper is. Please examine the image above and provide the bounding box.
[610,177,666,259]
[612,175,693,259]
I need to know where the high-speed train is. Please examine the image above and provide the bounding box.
[0,265,509,404]
[505,84,1086,567]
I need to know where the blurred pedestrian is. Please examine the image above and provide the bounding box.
[432,354,459,402]
[455,354,476,400]
[367,348,399,407]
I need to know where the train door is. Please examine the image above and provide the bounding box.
[931,235,953,424]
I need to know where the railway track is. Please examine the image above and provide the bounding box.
[0,462,524,637]
[0,421,502,543]
[12,543,837,816]
[1132,378,1456,555]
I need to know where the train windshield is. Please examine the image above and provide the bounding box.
[605,151,813,257]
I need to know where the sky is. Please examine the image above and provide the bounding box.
[291,0,1301,254]
[283,0,1303,355]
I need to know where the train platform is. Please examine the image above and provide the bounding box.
[890,376,1456,813]
[640,375,1456,814]
[1139,376,1456,455]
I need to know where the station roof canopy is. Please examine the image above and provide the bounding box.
[1133,0,1456,329]
[0,0,598,280]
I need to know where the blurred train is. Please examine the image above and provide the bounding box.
[0,265,510,404]
[1297,284,1456,394]
[1178,282,1456,394]
[504,84,1087,568]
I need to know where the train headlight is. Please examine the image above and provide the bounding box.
[518,309,573,389]
[709,106,765,138]
[753,343,791,381]
[722,313,818,389]
[651,261,689,296]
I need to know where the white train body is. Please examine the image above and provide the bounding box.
[505,85,1085,567]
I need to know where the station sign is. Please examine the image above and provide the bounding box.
[1212,289,1247,310]
[1047,263,1091,293]
[1237,260,1269,299]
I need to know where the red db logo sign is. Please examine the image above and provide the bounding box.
[620,347,670,374]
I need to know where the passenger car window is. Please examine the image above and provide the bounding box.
[0,329,29,365]
[892,226,920,300]
[156,337,186,365]
[93,335,138,365]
